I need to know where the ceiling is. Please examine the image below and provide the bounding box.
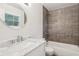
[43,3,77,11]
[7,3,78,11]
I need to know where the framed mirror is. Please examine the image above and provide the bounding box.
[0,3,27,29]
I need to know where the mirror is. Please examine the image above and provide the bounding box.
[0,3,27,29]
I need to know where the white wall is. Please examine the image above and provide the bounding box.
[0,3,43,42]
[20,3,43,38]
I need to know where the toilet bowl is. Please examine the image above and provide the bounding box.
[45,41,55,56]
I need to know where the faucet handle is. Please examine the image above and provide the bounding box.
[17,35,24,42]
[9,40,16,44]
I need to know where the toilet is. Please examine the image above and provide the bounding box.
[45,41,55,56]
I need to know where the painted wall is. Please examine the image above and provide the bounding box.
[20,3,43,38]
[48,4,79,45]
[0,3,43,42]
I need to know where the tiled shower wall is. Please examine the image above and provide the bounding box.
[48,4,79,45]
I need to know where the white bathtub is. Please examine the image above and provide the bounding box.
[47,41,79,56]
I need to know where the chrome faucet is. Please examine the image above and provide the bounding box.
[17,35,24,42]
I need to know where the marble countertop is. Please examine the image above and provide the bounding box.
[0,38,46,56]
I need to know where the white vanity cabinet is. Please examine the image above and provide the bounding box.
[25,43,45,56]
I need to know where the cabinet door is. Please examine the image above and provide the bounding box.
[25,43,45,56]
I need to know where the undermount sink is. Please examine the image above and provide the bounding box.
[12,39,35,50]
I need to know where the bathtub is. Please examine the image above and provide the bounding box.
[47,41,79,56]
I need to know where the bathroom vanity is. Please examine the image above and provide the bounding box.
[0,38,46,56]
